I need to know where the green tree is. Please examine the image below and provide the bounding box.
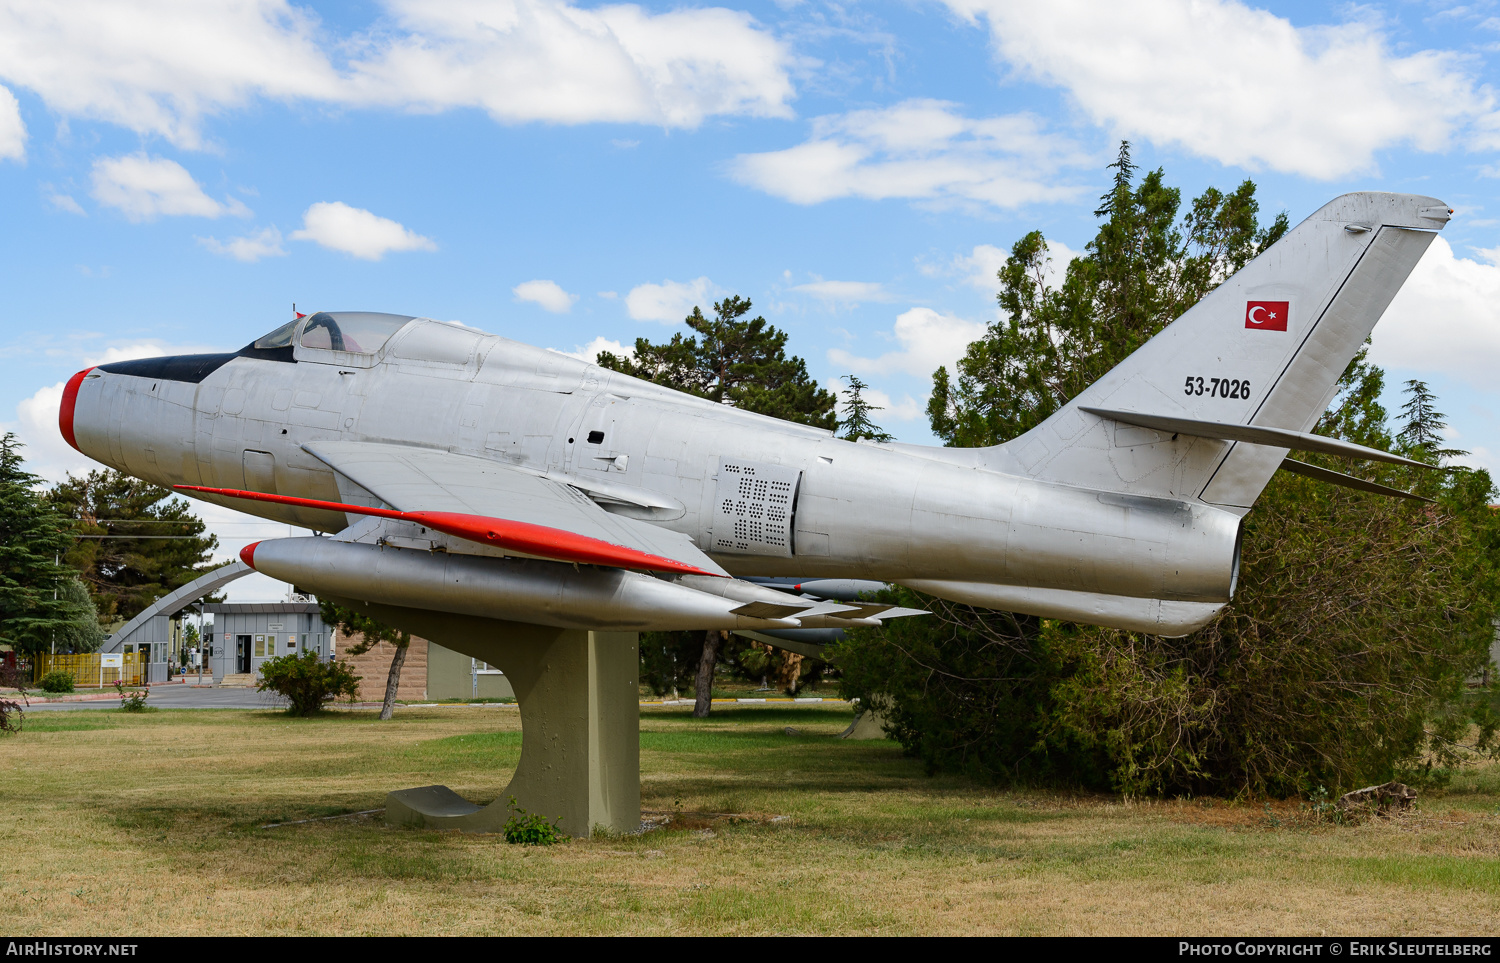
[928,142,1288,447]
[838,376,893,443]
[1397,378,1467,465]
[53,578,105,653]
[601,294,838,716]
[598,294,837,430]
[639,630,702,700]
[257,650,361,716]
[0,434,77,656]
[49,470,220,626]
[317,598,410,720]
[840,145,1498,796]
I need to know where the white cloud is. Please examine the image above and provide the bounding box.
[354,1,794,128]
[289,201,435,260]
[1368,236,1500,388]
[513,279,577,313]
[197,226,286,262]
[951,238,1082,291]
[0,83,24,160]
[0,1,341,150]
[828,307,987,377]
[625,277,720,323]
[85,342,223,367]
[793,279,893,304]
[12,380,91,484]
[553,335,633,363]
[729,99,1091,210]
[943,0,1495,179]
[0,0,792,149]
[950,244,1008,290]
[90,154,250,222]
[46,192,85,215]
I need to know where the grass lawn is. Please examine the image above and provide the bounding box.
[2,702,1499,936]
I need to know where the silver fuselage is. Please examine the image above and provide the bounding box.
[67,321,1242,611]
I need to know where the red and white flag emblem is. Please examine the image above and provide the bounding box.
[1245,300,1288,331]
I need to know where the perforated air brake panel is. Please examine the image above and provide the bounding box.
[710,458,800,556]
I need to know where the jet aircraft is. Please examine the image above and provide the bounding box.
[59,192,1449,639]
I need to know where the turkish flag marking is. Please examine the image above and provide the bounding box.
[1245,300,1289,331]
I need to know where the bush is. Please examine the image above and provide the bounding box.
[256,652,360,716]
[39,670,74,693]
[503,796,564,845]
[114,680,149,712]
[0,699,22,734]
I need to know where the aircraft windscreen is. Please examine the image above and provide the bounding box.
[252,319,299,349]
[298,312,415,354]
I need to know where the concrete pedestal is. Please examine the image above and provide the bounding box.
[325,598,639,837]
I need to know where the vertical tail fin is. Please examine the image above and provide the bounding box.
[995,192,1448,507]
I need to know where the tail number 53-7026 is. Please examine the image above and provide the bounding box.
[1184,376,1250,399]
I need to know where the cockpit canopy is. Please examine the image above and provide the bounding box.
[252,312,416,355]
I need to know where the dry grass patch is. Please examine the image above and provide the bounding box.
[1,704,1499,935]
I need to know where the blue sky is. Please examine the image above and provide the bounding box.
[2,0,1498,599]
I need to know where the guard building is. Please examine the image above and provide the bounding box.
[202,601,332,679]
[199,600,513,700]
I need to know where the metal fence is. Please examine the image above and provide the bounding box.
[32,653,146,687]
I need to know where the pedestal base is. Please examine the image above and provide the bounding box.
[326,598,639,837]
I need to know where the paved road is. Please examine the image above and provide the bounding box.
[18,689,851,712]
[23,685,288,711]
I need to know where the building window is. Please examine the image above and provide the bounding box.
[254,635,266,657]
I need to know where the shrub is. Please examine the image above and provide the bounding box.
[256,651,360,716]
[39,670,74,693]
[0,699,22,734]
[503,797,563,845]
[114,680,149,712]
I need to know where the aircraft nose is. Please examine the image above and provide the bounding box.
[58,366,95,452]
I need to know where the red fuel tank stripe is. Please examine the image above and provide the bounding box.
[59,367,95,452]
[176,485,719,577]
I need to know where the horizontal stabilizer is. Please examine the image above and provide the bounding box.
[1080,407,1433,468]
[1277,457,1432,502]
[728,598,925,625]
[730,600,819,620]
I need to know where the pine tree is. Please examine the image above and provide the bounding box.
[1398,378,1467,464]
[49,469,220,625]
[928,141,1287,447]
[0,434,78,655]
[838,376,894,443]
[598,295,837,429]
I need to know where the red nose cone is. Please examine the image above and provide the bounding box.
[58,367,94,452]
[240,542,260,569]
